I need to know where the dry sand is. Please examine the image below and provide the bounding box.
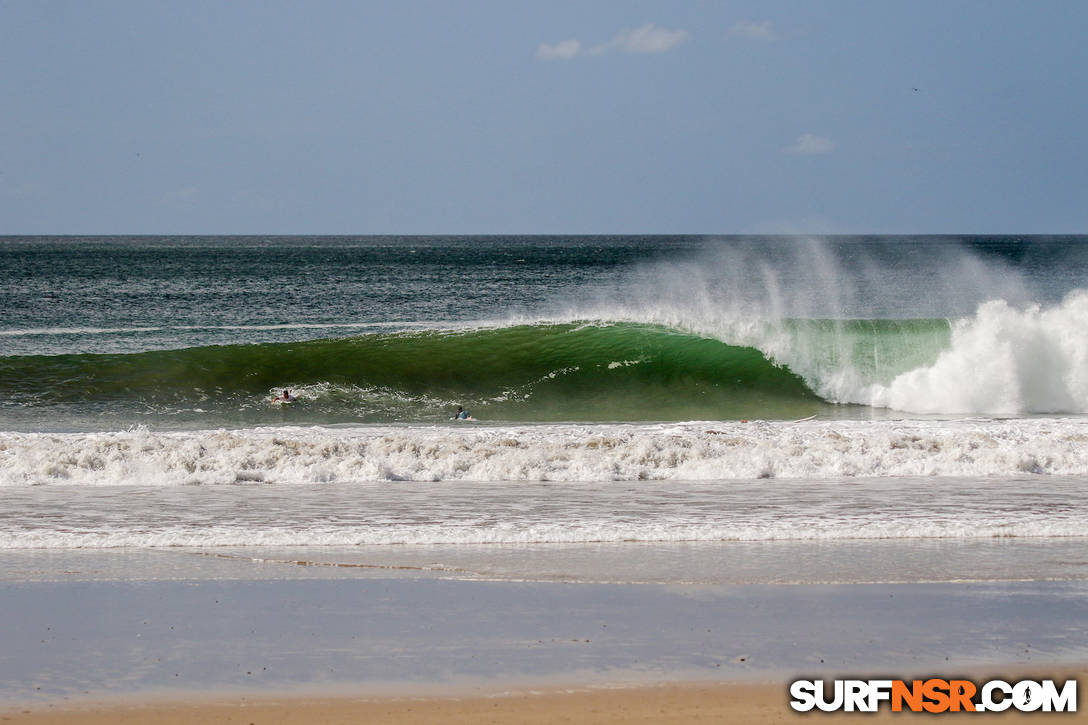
[4,679,1086,725]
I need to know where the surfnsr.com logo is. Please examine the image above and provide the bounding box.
[790,678,1077,713]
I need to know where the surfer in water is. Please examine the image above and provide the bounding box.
[272,389,295,403]
[453,405,471,420]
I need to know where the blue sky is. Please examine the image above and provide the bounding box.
[1,1,1085,234]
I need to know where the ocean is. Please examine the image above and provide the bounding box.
[1,235,1087,553]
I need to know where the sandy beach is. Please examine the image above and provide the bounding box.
[0,682,811,725]
[6,677,1087,724]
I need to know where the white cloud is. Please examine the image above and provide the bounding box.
[538,23,687,60]
[536,39,581,60]
[731,21,776,41]
[785,134,835,155]
[607,23,688,54]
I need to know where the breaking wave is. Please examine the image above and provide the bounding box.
[2,293,1087,423]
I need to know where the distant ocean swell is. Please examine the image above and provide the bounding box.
[3,419,1087,487]
[3,289,1087,422]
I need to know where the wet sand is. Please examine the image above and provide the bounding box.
[2,546,1086,720]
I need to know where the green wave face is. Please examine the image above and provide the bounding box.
[0,323,841,423]
[768,317,953,391]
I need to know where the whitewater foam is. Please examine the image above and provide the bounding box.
[3,418,1087,487]
[865,291,1088,414]
[6,518,1088,550]
[3,461,1088,550]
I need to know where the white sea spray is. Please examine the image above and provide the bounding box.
[562,238,1088,416]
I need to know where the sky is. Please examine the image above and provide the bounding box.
[1,0,1086,235]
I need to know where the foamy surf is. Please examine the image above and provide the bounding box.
[3,418,1087,488]
[863,292,1088,414]
[3,460,1087,550]
[697,291,1088,416]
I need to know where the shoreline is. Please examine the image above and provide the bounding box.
[3,564,1087,709]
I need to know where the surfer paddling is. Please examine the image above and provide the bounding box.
[271,389,295,403]
[452,405,473,420]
